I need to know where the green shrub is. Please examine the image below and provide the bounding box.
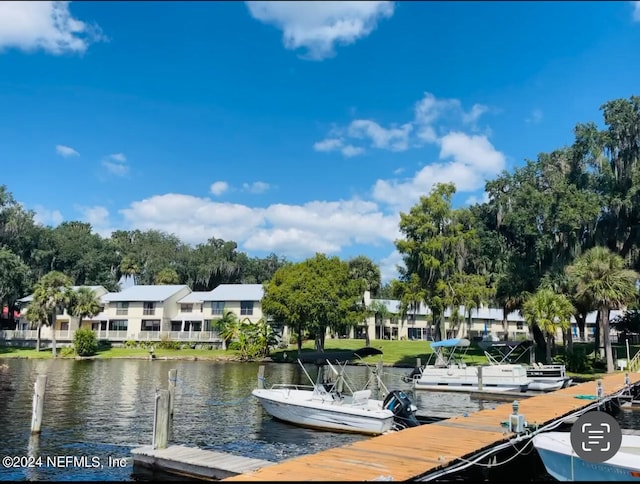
[60,346,75,357]
[553,348,594,373]
[74,328,98,356]
[157,340,181,350]
[228,341,241,351]
[124,340,138,348]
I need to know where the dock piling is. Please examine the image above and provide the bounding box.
[257,365,265,389]
[152,389,170,450]
[416,358,421,368]
[477,366,483,391]
[596,379,604,399]
[168,369,177,441]
[30,374,47,434]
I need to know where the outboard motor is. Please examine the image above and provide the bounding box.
[401,366,422,383]
[383,390,420,429]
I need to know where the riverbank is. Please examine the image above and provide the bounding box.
[0,339,623,381]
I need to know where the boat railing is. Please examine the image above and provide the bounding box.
[268,383,316,391]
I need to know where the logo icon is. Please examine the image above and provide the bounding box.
[569,411,622,463]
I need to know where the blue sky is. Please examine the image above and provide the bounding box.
[1,1,639,282]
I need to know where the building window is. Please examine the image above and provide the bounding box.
[181,303,193,313]
[240,301,254,316]
[212,301,225,315]
[407,314,415,324]
[109,320,128,331]
[141,320,160,331]
[516,321,524,330]
[171,321,182,332]
[184,321,202,332]
[116,302,129,316]
[59,321,69,331]
[375,313,383,325]
[143,302,155,315]
[485,319,493,328]
[390,316,398,325]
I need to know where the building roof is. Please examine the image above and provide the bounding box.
[18,285,107,304]
[205,283,264,301]
[177,291,214,304]
[101,285,190,302]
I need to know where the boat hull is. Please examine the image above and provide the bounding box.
[526,365,572,392]
[252,388,395,435]
[533,432,640,481]
[413,364,532,393]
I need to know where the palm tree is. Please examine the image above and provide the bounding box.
[566,246,639,373]
[68,287,102,330]
[32,271,73,358]
[215,310,240,350]
[24,301,48,352]
[522,288,575,364]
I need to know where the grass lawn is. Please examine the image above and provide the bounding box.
[2,339,637,382]
[0,345,241,360]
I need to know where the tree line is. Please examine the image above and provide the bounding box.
[390,95,640,373]
[2,95,639,373]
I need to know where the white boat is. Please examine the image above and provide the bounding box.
[252,347,420,436]
[533,431,640,481]
[482,340,573,392]
[404,338,533,393]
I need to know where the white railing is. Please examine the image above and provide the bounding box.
[0,330,39,340]
[1,329,221,343]
[629,349,640,372]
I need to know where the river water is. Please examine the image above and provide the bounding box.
[0,358,637,481]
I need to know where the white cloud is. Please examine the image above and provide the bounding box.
[117,193,400,260]
[314,91,494,154]
[56,144,79,157]
[75,204,115,237]
[245,1,394,60]
[378,249,404,283]
[347,119,413,151]
[243,181,271,194]
[372,132,505,211]
[77,205,109,227]
[525,109,543,124]
[313,137,365,157]
[464,192,490,206]
[0,1,104,55]
[32,205,63,227]
[209,181,229,196]
[633,1,640,21]
[102,153,129,177]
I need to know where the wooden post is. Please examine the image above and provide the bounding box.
[168,369,177,442]
[30,375,47,434]
[477,366,483,392]
[257,365,265,389]
[152,389,170,450]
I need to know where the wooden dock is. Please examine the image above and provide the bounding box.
[223,372,640,482]
[131,445,275,480]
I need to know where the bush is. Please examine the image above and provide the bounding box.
[60,346,75,357]
[553,348,593,373]
[157,340,181,350]
[228,341,241,351]
[124,340,138,348]
[74,328,98,356]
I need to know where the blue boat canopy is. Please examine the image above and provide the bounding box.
[430,338,471,349]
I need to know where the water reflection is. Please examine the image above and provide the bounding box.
[1,357,637,482]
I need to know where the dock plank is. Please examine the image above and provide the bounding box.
[131,445,275,480]
[223,372,640,482]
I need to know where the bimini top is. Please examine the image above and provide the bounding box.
[297,347,383,365]
[430,338,471,349]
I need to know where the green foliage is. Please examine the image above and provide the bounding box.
[155,267,180,285]
[60,346,75,357]
[553,347,592,373]
[611,310,640,334]
[73,328,98,356]
[157,340,181,350]
[228,341,241,351]
[262,253,366,352]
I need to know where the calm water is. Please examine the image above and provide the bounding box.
[0,358,637,481]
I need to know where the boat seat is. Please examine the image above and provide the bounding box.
[351,389,371,405]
